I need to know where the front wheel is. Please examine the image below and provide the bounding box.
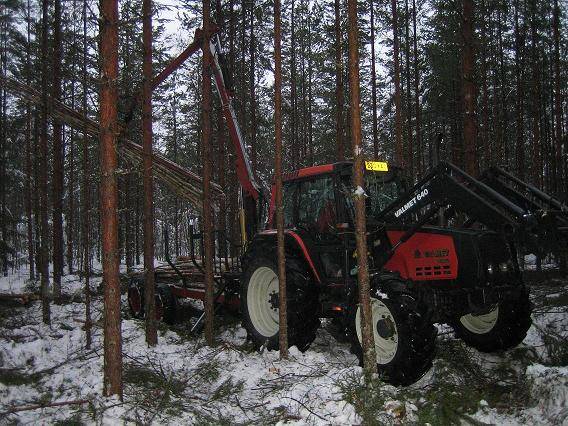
[241,254,320,352]
[351,287,437,386]
[451,286,532,352]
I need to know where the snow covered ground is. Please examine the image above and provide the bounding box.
[0,268,567,425]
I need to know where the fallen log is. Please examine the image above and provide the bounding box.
[1,399,90,415]
[0,293,38,304]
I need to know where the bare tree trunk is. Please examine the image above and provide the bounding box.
[25,0,35,280]
[82,0,92,346]
[334,0,345,161]
[100,0,123,398]
[530,0,541,187]
[249,0,257,173]
[553,0,562,196]
[370,0,378,159]
[514,0,525,181]
[391,0,404,167]
[52,0,64,301]
[202,0,215,346]
[40,0,51,325]
[347,0,376,376]
[404,0,413,178]
[412,0,422,175]
[142,0,157,347]
[462,0,478,177]
[274,0,287,359]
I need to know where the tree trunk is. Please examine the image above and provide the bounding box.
[82,0,91,349]
[553,0,562,196]
[40,0,51,324]
[52,0,64,300]
[514,0,525,181]
[99,0,123,398]
[274,0,287,359]
[202,0,215,346]
[142,0,157,348]
[391,0,404,167]
[462,0,478,177]
[25,0,35,280]
[412,0,422,175]
[530,0,541,186]
[347,0,376,376]
[249,0,257,173]
[370,0,378,159]
[334,0,345,161]
[404,0,413,179]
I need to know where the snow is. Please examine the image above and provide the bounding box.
[1,268,567,424]
[353,186,367,197]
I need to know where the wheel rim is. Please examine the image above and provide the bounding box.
[460,306,499,334]
[247,266,280,337]
[356,298,398,365]
[128,286,142,316]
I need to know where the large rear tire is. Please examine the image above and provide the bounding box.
[350,285,437,386]
[451,286,531,352]
[241,254,320,351]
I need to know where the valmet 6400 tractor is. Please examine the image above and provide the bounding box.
[126,26,567,386]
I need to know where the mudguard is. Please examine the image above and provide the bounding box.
[246,230,322,284]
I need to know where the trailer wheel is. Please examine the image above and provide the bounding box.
[241,254,320,352]
[128,279,145,319]
[156,284,178,325]
[451,286,531,352]
[350,286,437,386]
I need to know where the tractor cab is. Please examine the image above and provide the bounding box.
[267,161,405,233]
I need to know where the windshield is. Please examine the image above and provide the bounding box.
[365,173,401,217]
[341,172,402,221]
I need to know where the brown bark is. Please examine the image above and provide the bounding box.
[553,0,562,194]
[370,0,378,159]
[99,0,123,398]
[142,0,157,347]
[404,0,413,178]
[25,0,34,280]
[514,0,525,181]
[347,0,376,376]
[202,0,215,346]
[249,0,257,173]
[82,0,91,346]
[391,0,403,167]
[274,0,288,359]
[412,0,421,175]
[334,0,345,161]
[530,0,541,186]
[290,0,298,168]
[52,0,64,300]
[462,0,477,177]
[39,0,51,325]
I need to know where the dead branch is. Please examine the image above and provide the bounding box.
[2,399,90,415]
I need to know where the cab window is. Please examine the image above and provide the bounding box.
[297,176,336,232]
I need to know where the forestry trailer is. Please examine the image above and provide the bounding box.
[127,27,568,386]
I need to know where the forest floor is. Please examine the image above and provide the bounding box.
[0,266,567,425]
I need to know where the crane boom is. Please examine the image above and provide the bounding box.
[207,34,261,201]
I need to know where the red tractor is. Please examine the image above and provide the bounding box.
[127,27,567,386]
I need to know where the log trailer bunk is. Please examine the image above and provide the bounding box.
[127,27,568,385]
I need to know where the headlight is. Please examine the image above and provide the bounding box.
[498,262,509,272]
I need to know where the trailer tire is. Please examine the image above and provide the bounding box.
[241,254,320,352]
[156,284,178,325]
[350,285,437,386]
[451,286,531,352]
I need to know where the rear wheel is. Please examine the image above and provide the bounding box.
[351,285,437,386]
[451,286,531,352]
[241,254,320,351]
